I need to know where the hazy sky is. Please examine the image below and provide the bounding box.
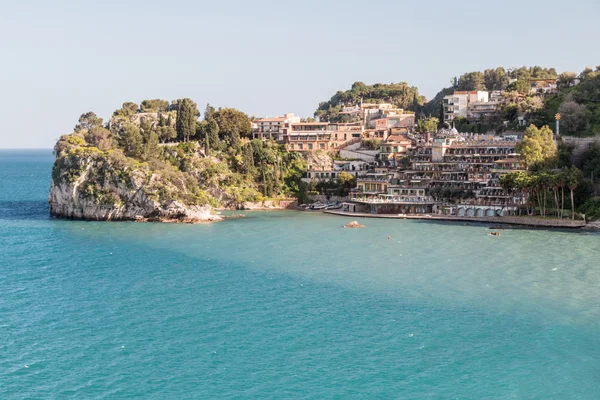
[1,0,598,148]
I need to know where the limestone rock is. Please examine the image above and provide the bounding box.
[344,221,365,228]
[48,143,221,223]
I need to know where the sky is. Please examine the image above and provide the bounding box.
[0,0,599,148]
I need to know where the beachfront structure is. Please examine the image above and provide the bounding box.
[349,172,437,214]
[302,160,369,183]
[252,113,300,141]
[354,172,392,196]
[343,131,524,215]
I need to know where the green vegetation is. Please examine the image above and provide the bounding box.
[175,98,199,142]
[360,138,381,150]
[515,125,557,168]
[315,81,424,122]
[53,98,308,209]
[578,197,600,221]
[423,66,557,121]
[537,67,600,136]
[416,117,439,134]
[306,171,357,199]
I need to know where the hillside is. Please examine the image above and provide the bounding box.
[314,81,425,122]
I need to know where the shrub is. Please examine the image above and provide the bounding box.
[578,197,600,221]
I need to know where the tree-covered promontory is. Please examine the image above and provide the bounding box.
[315,81,425,122]
[50,98,309,222]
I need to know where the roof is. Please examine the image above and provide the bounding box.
[292,122,328,126]
[256,117,286,122]
[385,135,413,144]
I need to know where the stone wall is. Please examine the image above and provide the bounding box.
[339,149,379,162]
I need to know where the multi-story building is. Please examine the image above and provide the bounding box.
[252,113,300,141]
[345,131,524,216]
[302,160,369,183]
[285,122,362,152]
[442,91,489,123]
[379,134,414,166]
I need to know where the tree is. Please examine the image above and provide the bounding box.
[204,103,216,121]
[484,67,510,91]
[508,79,531,95]
[314,82,424,121]
[230,130,242,153]
[140,99,170,112]
[241,143,255,175]
[558,99,592,135]
[503,103,519,122]
[141,130,160,161]
[119,122,143,158]
[139,118,161,161]
[157,114,177,143]
[456,71,486,91]
[176,98,199,142]
[557,72,577,89]
[361,138,381,150]
[84,127,112,150]
[566,166,583,219]
[416,117,439,133]
[206,118,221,151]
[212,108,252,146]
[516,124,557,167]
[112,102,138,118]
[74,112,103,132]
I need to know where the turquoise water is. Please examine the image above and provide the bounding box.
[2,150,600,399]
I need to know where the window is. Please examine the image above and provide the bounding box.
[320,143,325,149]
[290,144,294,150]
[308,143,313,150]
[298,143,303,150]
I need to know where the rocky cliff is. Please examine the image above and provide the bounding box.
[49,136,221,223]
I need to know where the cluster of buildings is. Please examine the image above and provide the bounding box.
[347,132,524,217]
[251,103,415,152]
[252,100,528,217]
[442,78,559,124]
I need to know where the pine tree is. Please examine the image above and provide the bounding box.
[176,98,198,142]
[230,130,241,153]
[242,144,255,175]
[119,123,143,158]
[207,119,220,151]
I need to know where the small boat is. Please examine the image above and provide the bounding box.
[310,203,327,210]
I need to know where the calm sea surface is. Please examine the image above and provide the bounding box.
[1,149,600,399]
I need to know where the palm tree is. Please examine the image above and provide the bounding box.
[566,166,583,220]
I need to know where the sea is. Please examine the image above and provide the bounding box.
[1,149,600,399]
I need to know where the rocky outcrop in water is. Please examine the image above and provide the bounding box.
[49,136,221,223]
[344,221,365,228]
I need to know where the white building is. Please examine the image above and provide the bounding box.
[302,160,369,183]
[443,91,490,123]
